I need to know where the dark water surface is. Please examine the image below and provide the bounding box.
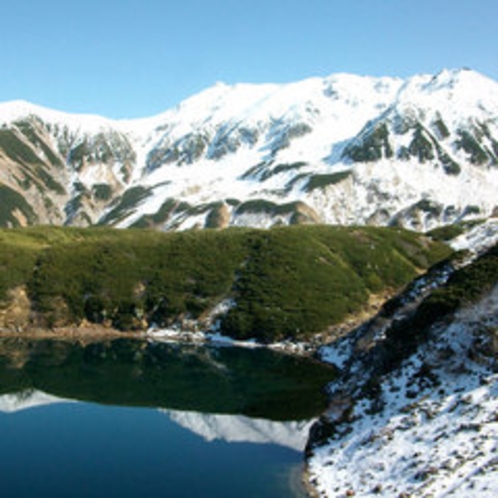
[0,338,333,498]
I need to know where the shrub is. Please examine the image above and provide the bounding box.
[343,123,393,163]
[0,185,38,227]
[384,242,498,367]
[304,171,352,192]
[0,225,451,340]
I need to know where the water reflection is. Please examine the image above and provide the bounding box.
[0,339,333,498]
[0,389,313,451]
[0,338,333,421]
[163,409,313,451]
[0,389,73,413]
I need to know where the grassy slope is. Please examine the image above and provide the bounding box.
[0,225,451,341]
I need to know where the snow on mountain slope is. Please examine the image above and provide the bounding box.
[450,219,498,255]
[306,276,498,497]
[163,409,313,451]
[0,69,497,230]
[0,100,118,134]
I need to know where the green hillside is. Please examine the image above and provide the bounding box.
[0,225,451,341]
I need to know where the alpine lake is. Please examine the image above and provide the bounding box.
[0,337,334,497]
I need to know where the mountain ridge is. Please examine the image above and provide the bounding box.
[0,68,497,231]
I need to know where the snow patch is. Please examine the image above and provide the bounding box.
[450,219,498,255]
[307,286,498,497]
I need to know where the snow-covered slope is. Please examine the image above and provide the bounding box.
[450,219,498,255]
[306,251,498,497]
[0,68,497,230]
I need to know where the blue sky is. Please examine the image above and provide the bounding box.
[2,0,496,118]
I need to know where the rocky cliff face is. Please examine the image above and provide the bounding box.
[0,68,497,231]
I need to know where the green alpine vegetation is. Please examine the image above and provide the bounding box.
[0,225,451,341]
[0,184,39,227]
[342,122,393,163]
[427,219,485,242]
[304,171,352,192]
[381,241,498,369]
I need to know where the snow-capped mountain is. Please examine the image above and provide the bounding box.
[0,68,497,231]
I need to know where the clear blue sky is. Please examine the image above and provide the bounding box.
[2,0,496,118]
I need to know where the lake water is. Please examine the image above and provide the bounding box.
[0,338,333,497]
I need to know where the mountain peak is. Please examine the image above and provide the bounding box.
[0,99,120,135]
[0,69,497,232]
[0,99,46,123]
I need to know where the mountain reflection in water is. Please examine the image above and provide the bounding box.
[0,389,313,451]
[0,337,333,430]
[0,339,334,498]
